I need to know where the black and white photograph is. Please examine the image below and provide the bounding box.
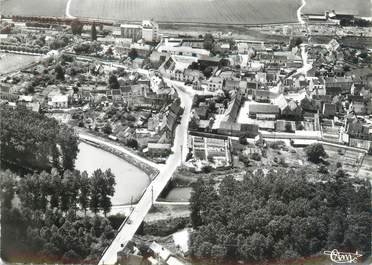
[0,0,371,264]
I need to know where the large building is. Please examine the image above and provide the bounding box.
[120,24,142,42]
[142,20,159,42]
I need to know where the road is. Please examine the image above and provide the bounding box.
[98,79,194,265]
[65,0,75,18]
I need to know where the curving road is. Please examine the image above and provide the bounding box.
[98,79,194,265]
[65,0,75,18]
[297,0,306,25]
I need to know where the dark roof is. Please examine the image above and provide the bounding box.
[249,104,280,114]
[121,84,132,93]
[169,100,183,116]
[348,95,364,103]
[112,89,121,95]
[195,106,209,118]
[323,103,336,117]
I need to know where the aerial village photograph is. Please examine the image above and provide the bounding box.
[0,0,371,264]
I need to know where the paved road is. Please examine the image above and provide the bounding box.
[98,80,194,265]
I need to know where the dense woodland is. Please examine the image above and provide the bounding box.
[1,168,117,263]
[0,105,120,263]
[189,168,371,264]
[0,105,79,172]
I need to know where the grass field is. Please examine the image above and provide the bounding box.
[1,0,371,24]
[0,53,41,75]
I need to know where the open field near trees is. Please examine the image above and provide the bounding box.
[0,53,41,75]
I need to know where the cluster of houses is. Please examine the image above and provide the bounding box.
[1,16,372,165]
[154,36,372,167]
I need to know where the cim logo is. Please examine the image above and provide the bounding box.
[323,249,362,264]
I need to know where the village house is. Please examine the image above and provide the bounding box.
[281,100,303,120]
[216,121,259,137]
[48,95,68,109]
[346,118,372,141]
[248,103,280,119]
[141,20,159,42]
[203,77,224,92]
[224,78,241,91]
[147,143,172,157]
[322,103,337,118]
[120,24,142,42]
[157,45,210,59]
[325,76,354,96]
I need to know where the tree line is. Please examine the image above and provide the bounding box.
[0,105,79,172]
[0,168,116,263]
[189,168,371,264]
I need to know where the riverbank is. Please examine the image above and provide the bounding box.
[80,138,159,179]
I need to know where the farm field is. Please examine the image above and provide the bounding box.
[0,0,67,17]
[0,53,41,75]
[69,0,300,24]
[304,0,372,17]
[1,0,370,24]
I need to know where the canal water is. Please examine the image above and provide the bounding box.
[75,142,150,205]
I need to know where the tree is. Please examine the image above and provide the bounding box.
[128,48,138,60]
[189,168,371,263]
[78,171,91,214]
[55,64,65,80]
[285,123,292,132]
[289,37,303,48]
[70,19,83,35]
[102,123,112,135]
[203,33,214,51]
[126,138,138,149]
[89,172,101,214]
[58,126,79,170]
[0,170,17,209]
[105,46,113,57]
[305,143,327,163]
[91,22,97,41]
[100,169,116,216]
[108,74,119,90]
[89,169,115,215]
[203,66,214,78]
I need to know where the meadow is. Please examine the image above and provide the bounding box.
[0,53,41,75]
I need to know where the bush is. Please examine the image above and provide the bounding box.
[305,143,327,164]
[318,165,329,174]
[108,214,126,230]
[126,138,138,149]
[143,217,189,236]
[239,153,250,167]
[202,165,213,173]
[250,152,262,161]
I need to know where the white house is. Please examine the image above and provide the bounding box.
[49,95,68,109]
[203,77,224,92]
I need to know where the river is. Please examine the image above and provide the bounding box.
[75,142,150,206]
